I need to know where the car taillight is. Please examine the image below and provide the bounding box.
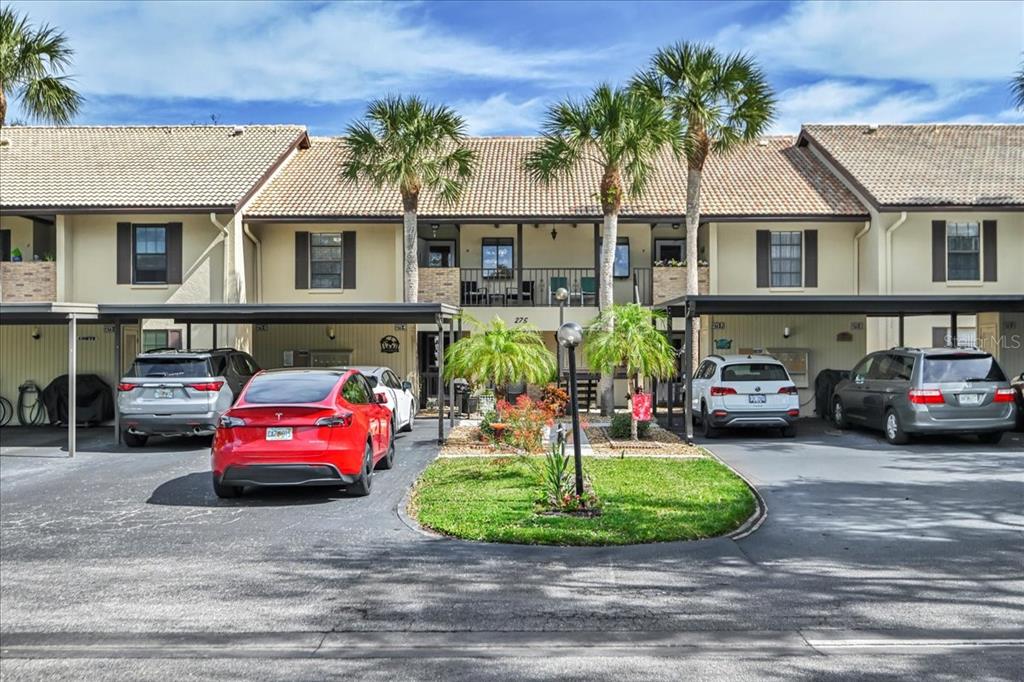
[908,389,945,405]
[220,415,245,428]
[787,409,800,417]
[117,383,137,392]
[315,413,353,428]
[710,386,737,396]
[188,381,224,392]
[778,386,799,395]
[994,388,1015,403]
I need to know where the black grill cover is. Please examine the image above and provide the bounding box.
[814,369,850,420]
[42,374,115,426]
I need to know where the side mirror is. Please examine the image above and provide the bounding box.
[402,380,413,391]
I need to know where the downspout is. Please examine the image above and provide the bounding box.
[885,211,908,294]
[243,222,262,303]
[852,220,870,293]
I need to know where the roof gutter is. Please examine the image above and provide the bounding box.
[885,211,908,294]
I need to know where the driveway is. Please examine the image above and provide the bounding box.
[1,420,1021,680]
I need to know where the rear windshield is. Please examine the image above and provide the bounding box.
[131,358,210,378]
[923,354,1006,383]
[721,363,789,382]
[244,373,339,404]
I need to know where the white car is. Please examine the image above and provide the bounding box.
[353,366,416,433]
[690,354,800,438]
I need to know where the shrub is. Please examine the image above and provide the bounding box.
[496,395,553,453]
[609,412,650,440]
[540,383,570,416]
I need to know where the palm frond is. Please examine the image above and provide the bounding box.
[443,316,556,387]
[584,304,676,380]
[1013,61,1024,111]
[1,7,81,126]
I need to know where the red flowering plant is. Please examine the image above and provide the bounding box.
[493,395,554,453]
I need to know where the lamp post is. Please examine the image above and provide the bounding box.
[554,287,569,377]
[557,321,585,497]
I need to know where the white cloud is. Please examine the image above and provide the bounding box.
[718,0,1023,84]
[455,94,546,135]
[14,1,592,103]
[771,79,981,133]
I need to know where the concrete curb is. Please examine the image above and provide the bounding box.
[698,446,767,541]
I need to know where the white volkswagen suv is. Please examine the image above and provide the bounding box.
[690,354,801,438]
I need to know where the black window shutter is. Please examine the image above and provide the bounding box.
[294,231,309,290]
[755,230,770,288]
[166,222,183,284]
[982,220,997,282]
[931,220,946,282]
[117,222,132,284]
[804,229,818,288]
[342,231,357,289]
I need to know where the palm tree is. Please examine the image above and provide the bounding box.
[584,304,676,440]
[0,7,82,127]
[443,315,556,398]
[1013,61,1024,111]
[342,95,477,303]
[632,42,775,297]
[525,84,680,413]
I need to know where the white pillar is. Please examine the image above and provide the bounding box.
[68,314,77,458]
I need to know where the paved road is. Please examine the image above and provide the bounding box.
[1,420,1021,680]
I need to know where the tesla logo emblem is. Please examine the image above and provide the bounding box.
[275,412,283,420]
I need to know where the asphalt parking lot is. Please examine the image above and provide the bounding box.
[1,418,1021,680]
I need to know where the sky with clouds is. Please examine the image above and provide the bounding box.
[10,0,1024,135]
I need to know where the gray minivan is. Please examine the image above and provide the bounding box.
[832,348,1017,445]
[117,348,260,446]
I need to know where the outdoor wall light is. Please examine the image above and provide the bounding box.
[783,326,792,339]
[551,226,558,240]
[430,223,439,237]
[327,326,336,340]
[31,327,41,340]
[557,321,583,348]
[671,223,681,230]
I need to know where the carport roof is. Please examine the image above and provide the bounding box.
[662,294,1024,317]
[1,302,459,325]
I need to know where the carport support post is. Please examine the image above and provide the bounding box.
[950,313,958,348]
[665,314,674,428]
[898,314,905,347]
[67,313,78,458]
[436,314,445,444]
[683,306,694,444]
[113,320,122,445]
[448,316,456,427]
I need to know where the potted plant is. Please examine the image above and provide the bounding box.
[10,247,22,262]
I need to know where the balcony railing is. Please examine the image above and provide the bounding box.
[459,267,598,307]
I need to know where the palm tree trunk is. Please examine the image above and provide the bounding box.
[598,211,618,416]
[685,168,701,295]
[0,88,7,128]
[403,209,419,303]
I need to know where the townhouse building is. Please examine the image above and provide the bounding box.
[1,123,1021,416]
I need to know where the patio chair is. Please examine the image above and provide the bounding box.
[505,280,534,305]
[548,276,568,304]
[579,276,597,305]
[461,281,487,305]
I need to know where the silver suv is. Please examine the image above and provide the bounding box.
[832,348,1017,445]
[117,348,260,446]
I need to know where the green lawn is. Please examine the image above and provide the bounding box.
[410,456,756,546]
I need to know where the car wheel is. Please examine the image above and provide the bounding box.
[212,476,242,499]
[401,401,415,432]
[781,424,797,438]
[978,431,1003,445]
[701,404,719,439]
[884,409,909,445]
[832,399,848,429]
[346,443,374,497]
[376,431,396,470]
[123,431,148,448]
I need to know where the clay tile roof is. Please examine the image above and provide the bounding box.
[800,124,1024,208]
[246,135,866,219]
[0,125,308,210]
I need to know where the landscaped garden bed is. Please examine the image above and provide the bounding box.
[409,456,756,546]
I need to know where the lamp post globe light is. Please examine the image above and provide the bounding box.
[555,288,570,377]
[557,321,585,497]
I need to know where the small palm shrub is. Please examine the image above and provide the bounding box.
[609,413,650,440]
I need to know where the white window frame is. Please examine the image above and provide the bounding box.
[945,222,982,283]
[769,230,803,288]
[309,232,344,289]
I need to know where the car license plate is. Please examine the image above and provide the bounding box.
[154,388,174,399]
[748,394,767,404]
[266,427,293,441]
[958,394,982,406]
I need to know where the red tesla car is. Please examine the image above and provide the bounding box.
[211,368,394,498]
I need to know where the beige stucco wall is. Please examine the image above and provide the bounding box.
[886,211,1023,293]
[710,221,863,294]
[0,215,35,259]
[62,212,228,304]
[251,222,400,303]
